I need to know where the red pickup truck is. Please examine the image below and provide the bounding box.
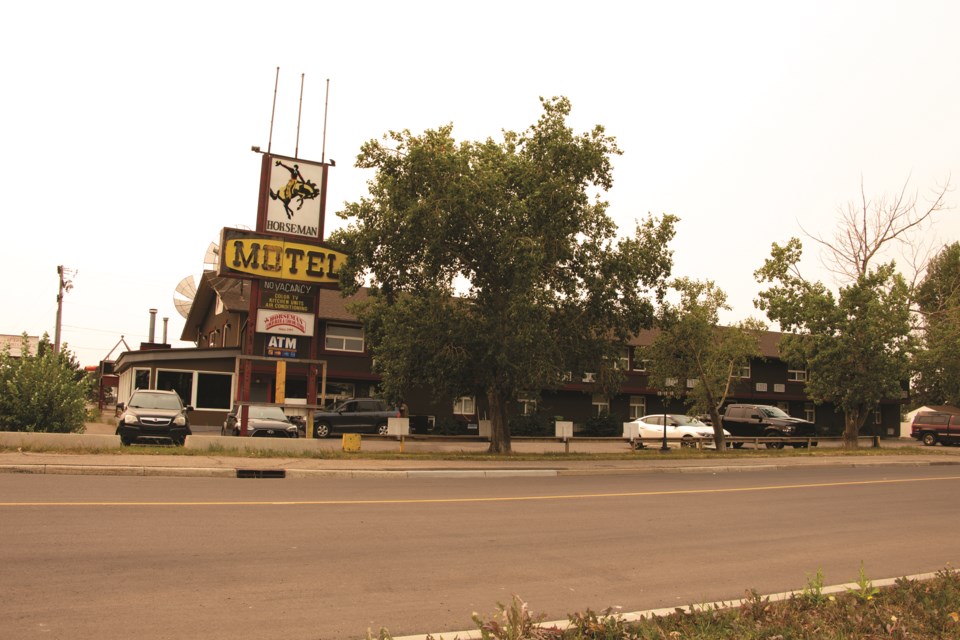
[911,410,960,446]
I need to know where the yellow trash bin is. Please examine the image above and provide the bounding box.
[342,433,361,452]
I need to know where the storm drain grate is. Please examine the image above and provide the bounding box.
[236,469,286,479]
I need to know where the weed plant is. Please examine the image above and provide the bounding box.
[368,567,960,639]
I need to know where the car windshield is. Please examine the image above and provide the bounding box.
[248,406,289,421]
[129,392,182,410]
[670,415,705,426]
[759,406,790,418]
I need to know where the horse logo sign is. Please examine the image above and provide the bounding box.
[264,155,325,240]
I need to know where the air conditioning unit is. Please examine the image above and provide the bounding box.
[582,372,596,383]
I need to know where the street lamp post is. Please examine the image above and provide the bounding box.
[658,386,674,453]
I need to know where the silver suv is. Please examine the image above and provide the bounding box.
[116,390,192,445]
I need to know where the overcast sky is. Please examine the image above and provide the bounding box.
[3,1,958,367]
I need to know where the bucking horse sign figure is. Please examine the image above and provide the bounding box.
[270,160,320,219]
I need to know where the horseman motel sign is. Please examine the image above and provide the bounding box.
[218,227,346,287]
[263,154,326,240]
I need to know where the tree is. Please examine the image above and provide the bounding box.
[332,97,676,453]
[912,242,960,406]
[755,239,913,447]
[0,333,92,433]
[644,278,765,448]
[802,176,949,282]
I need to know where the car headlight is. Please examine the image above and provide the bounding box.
[174,415,186,426]
[124,414,138,424]
[697,431,713,438]
[781,425,795,433]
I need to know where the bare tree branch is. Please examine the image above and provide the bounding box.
[799,175,952,283]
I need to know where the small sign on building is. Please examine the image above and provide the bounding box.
[256,309,315,336]
[265,335,300,358]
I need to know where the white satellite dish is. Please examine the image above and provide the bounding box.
[203,242,219,271]
[173,275,197,319]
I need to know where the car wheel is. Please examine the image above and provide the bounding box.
[377,423,389,436]
[314,422,331,438]
[732,441,744,449]
[764,431,785,449]
[921,432,938,446]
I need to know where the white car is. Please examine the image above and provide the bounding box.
[628,414,729,449]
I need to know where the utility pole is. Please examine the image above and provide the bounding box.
[54,265,74,354]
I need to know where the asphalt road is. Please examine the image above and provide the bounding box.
[1,465,958,639]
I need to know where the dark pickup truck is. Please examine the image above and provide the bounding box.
[911,410,960,446]
[721,403,818,449]
[312,398,400,438]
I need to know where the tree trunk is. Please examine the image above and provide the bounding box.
[709,408,726,451]
[487,387,511,453]
[843,409,865,449]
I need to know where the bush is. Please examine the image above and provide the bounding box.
[0,334,92,433]
[583,413,622,437]
[509,413,553,436]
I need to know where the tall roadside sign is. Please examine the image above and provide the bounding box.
[220,152,341,436]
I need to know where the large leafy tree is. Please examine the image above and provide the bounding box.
[0,333,92,433]
[912,242,960,406]
[332,97,676,452]
[645,278,765,448]
[755,239,913,447]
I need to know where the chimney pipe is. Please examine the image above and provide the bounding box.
[162,317,169,344]
[148,309,157,343]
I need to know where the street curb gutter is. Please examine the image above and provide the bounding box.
[0,464,235,478]
[0,459,957,479]
[389,572,940,640]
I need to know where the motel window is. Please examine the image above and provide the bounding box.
[322,381,356,404]
[592,394,609,417]
[518,393,537,416]
[156,370,194,407]
[755,382,768,392]
[787,369,807,382]
[133,368,151,391]
[804,403,816,423]
[325,324,364,352]
[617,348,630,371]
[454,396,476,415]
[629,395,646,420]
[631,349,648,372]
[738,364,751,379]
[196,373,232,410]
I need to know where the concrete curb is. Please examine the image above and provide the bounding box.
[0,458,956,479]
[0,464,235,478]
[390,572,940,640]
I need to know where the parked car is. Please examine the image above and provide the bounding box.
[720,403,818,449]
[911,409,960,446]
[627,414,727,449]
[222,405,299,438]
[312,398,400,438]
[116,389,192,446]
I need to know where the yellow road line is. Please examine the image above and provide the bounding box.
[1,475,959,507]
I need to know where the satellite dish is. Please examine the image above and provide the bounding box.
[173,275,197,319]
[203,242,219,271]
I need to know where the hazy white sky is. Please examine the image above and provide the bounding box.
[3,1,958,366]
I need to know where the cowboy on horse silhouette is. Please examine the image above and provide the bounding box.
[270,160,319,219]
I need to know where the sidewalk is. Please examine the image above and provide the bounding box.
[2,441,958,479]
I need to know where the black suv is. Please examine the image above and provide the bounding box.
[721,403,818,449]
[312,398,400,438]
[116,389,192,445]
